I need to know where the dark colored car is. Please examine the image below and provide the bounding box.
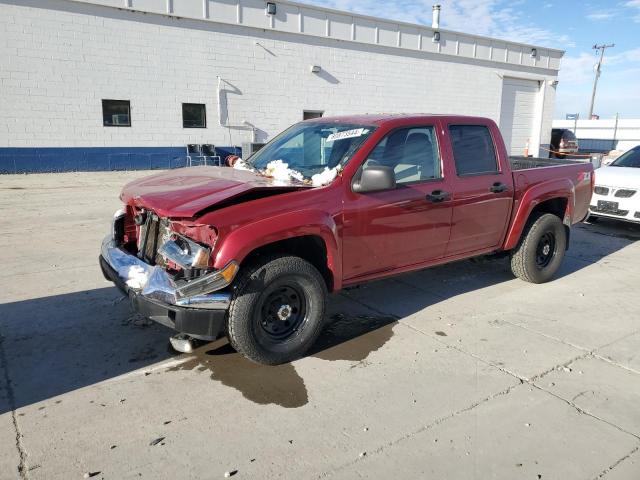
[550,128,579,158]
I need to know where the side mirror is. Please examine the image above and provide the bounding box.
[352,166,396,193]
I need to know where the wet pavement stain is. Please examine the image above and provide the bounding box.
[168,342,308,408]
[166,313,398,408]
[311,314,398,362]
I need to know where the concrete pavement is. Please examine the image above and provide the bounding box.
[1,171,639,479]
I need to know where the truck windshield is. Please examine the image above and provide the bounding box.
[610,147,640,168]
[247,122,375,180]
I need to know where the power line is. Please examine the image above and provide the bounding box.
[588,43,615,119]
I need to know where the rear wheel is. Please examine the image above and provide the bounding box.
[227,255,327,365]
[510,213,567,283]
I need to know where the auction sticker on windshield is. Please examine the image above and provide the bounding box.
[326,128,368,142]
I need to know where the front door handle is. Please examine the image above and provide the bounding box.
[490,182,507,193]
[426,190,450,203]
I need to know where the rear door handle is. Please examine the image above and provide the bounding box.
[426,190,450,203]
[490,182,507,193]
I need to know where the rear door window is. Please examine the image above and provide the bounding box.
[449,125,499,176]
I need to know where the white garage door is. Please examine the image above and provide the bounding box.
[499,78,539,156]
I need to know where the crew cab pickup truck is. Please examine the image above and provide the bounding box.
[100,115,593,365]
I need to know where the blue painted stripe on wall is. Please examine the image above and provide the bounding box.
[0,146,242,174]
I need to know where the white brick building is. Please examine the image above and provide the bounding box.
[0,0,564,172]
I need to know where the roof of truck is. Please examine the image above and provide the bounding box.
[303,114,491,126]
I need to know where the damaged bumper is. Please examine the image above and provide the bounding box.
[99,235,232,339]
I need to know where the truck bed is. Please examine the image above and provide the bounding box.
[509,156,586,171]
[508,155,593,228]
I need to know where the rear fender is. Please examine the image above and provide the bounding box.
[503,178,575,251]
[213,210,341,291]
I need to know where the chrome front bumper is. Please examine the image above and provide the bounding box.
[100,235,231,310]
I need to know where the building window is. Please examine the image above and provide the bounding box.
[449,125,498,176]
[303,110,324,120]
[182,103,207,128]
[102,100,131,127]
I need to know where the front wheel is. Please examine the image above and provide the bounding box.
[510,213,567,283]
[227,255,327,365]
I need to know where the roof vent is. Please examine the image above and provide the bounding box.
[432,4,441,29]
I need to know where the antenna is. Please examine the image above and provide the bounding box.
[588,43,615,119]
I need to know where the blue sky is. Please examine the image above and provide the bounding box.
[301,0,640,120]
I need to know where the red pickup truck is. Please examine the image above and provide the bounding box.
[100,115,593,364]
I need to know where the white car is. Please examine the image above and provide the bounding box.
[590,146,640,224]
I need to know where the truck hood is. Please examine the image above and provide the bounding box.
[595,166,640,189]
[120,166,311,218]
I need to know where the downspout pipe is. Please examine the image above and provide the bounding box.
[217,76,256,143]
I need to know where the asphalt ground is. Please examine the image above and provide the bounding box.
[1,171,640,479]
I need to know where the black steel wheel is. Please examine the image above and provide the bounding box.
[227,255,327,365]
[510,213,567,283]
[535,232,557,269]
[259,285,307,340]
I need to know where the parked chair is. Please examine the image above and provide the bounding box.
[201,144,222,166]
[186,144,206,167]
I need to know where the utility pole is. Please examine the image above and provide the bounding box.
[588,43,614,119]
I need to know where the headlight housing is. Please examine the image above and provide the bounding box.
[175,261,239,297]
[158,234,211,269]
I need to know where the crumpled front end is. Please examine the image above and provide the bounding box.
[99,208,238,339]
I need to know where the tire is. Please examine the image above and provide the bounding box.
[227,255,327,365]
[510,213,567,284]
